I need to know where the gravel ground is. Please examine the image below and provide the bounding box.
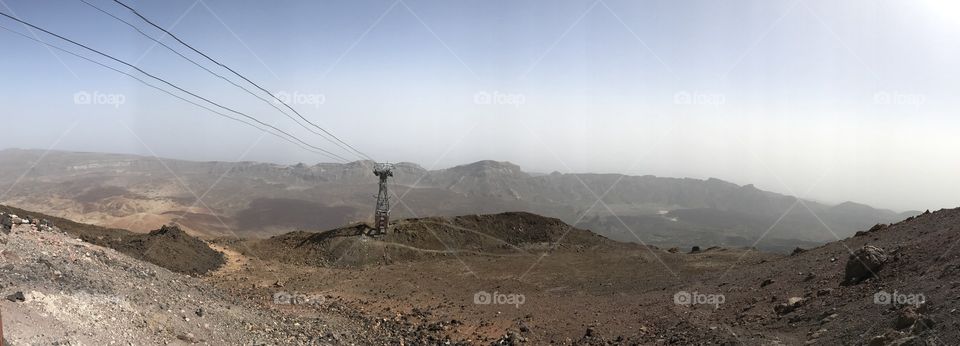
[0,223,370,345]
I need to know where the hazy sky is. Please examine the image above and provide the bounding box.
[1,0,958,212]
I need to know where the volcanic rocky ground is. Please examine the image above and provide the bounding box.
[1,203,958,345]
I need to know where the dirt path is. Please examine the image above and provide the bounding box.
[208,242,251,276]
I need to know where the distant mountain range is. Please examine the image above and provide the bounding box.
[0,148,918,252]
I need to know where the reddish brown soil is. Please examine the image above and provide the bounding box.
[207,209,960,344]
[211,212,780,344]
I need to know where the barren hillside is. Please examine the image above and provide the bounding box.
[1,202,956,344]
[213,208,958,344]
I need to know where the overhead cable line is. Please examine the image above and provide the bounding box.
[111,0,375,162]
[78,0,366,162]
[0,16,351,162]
[0,24,346,161]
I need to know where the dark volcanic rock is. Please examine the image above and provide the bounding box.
[774,297,807,315]
[844,245,888,284]
[107,225,225,275]
[894,306,919,330]
[6,291,25,302]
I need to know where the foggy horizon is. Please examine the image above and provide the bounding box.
[0,144,934,214]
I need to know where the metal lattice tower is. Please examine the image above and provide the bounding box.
[372,163,394,236]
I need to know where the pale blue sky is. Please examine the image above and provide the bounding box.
[1,0,958,211]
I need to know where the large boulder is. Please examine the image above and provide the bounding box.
[844,245,888,284]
